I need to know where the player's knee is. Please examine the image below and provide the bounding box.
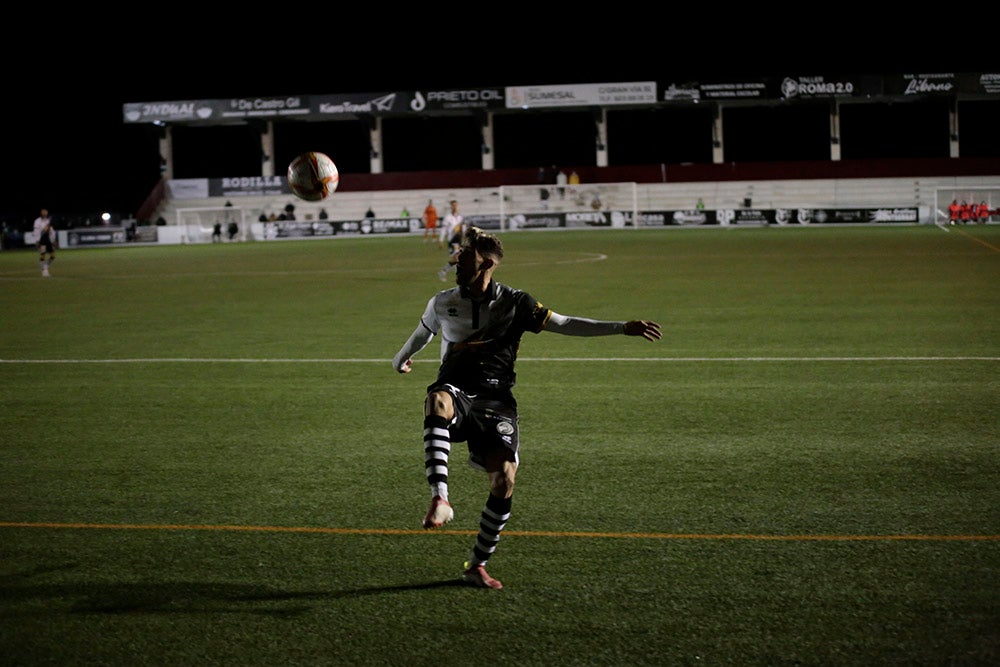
[489,464,516,498]
[491,474,514,499]
[424,390,453,419]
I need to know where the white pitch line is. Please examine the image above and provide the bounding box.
[1,356,998,364]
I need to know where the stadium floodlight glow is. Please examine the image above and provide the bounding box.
[101,212,111,223]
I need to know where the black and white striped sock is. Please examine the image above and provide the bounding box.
[423,415,450,500]
[470,493,512,566]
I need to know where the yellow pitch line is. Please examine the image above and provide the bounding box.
[1,521,997,542]
[953,226,1000,253]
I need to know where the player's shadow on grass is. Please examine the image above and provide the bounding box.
[1,579,469,617]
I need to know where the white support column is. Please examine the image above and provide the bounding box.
[158,125,173,180]
[595,108,608,167]
[712,105,724,164]
[481,112,494,170]
[949,99,960,158]
[369,116,383,174]
[260,120,275,177]
[830,100,841,161]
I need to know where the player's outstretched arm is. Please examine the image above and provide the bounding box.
[392,324,434,373]
[545,313,661,341]
[623,320,662,341]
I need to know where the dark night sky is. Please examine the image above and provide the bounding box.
[1,14,989,224]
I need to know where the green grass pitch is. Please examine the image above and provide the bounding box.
[1,225,998,664]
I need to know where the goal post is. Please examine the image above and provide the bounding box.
[175,207,251,243]
[498,182,638,230]
[933,187,1000,226]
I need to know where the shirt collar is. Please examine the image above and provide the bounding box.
[460,280,497,302]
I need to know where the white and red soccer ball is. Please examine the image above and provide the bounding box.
[287,151,340,201]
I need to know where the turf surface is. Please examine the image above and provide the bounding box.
[1,225,998,664]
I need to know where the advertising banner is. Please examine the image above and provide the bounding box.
[261,218,419,239]
[500,212,623,229]
[407,88,506,112]
[261,221,335,239]
[506,82,656,109]
[630,208,920,226]
[689,75,882,102]
[314,92,405,116]
[780,207,920,224]
[216,96,312,120]
[698,79,770,100]
[123,100,217,124]
[957,73,1000,95]
[884,73,957,96]
[209,177,288,197]
[776,75,882,100]
[464,214,503,231]
[65,227,128,246]
[630,210,719,226]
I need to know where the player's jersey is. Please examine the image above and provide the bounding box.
[33,217,52,240]
[420,281,551,396]
[442,213,464,240]
[424,206,438,226]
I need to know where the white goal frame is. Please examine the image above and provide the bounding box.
[175,207,251,243]
[933,187,1000,227]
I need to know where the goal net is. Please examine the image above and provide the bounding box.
[497,182,638,230]
[933,187,1000,226]
[175,207,251,243]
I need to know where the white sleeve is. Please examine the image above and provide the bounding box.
[545,311,625,336]
[392,324,435,371]
[392,296,439,371]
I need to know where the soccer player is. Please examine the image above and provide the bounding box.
[33,208,56,277]
[392,226,661,589]
[439,200,464,249]
[422,200,438,245]
[436,201,466,281]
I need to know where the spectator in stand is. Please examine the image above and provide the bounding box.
[318,208,329,220]
[568,170,580,187]
[423,199,439,245]
[555,168,567,199]
[365,206,376,219]
[33,208,56,277]
[948,199,961,225]
[696,198,706,210]
[537,166,550,206]
[401,206,411,219]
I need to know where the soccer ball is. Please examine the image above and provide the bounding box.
[287,151,340,201]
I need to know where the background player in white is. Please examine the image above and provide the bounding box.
[393,226,661,589]
[33,208,56,277]
[436,200,466,281]
[439,199,463,248]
